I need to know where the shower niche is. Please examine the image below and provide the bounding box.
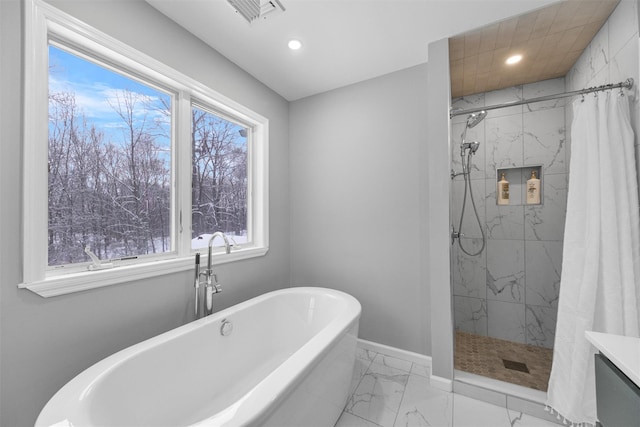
[495,165,543,206]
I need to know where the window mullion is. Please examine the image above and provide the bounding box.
[177,92,193,256]
[252,121,269,250]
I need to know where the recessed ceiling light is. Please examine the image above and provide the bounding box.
[288,39,302,50]
[506,54,523,65]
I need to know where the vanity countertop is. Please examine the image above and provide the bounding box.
[585,331,640,387]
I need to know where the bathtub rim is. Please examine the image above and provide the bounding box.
[35,286,362,427]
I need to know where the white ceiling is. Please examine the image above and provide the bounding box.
[146,0,563,101]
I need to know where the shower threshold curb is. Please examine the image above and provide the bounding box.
[454,370,562,425]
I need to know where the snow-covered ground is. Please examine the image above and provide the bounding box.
[191,232,248,250]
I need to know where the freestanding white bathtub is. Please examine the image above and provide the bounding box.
[36,287,361,427]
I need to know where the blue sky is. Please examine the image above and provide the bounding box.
[48,45,249,153]
[48,45,171,147]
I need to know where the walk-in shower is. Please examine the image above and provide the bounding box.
[440,2,636,420]
[451,110,486,257]
[449,76,632,395]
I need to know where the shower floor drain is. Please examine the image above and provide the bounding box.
[502,359,530,373]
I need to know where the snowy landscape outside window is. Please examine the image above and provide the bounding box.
[48,45,173,267]
[191,106,248,250]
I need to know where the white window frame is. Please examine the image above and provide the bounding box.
[20,0,269,298]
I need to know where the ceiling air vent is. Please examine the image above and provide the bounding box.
[227,0,286,24]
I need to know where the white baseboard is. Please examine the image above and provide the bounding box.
[357,338,432,366]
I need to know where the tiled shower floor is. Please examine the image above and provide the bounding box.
[454,331,554,392]
[335,344,559,427]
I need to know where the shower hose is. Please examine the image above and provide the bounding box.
[457,149,486,257]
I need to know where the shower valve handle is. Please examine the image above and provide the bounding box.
[451,227,464,244]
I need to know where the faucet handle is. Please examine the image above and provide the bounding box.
[211,273,222,293]
[204,280,222,314]
[228,236,240,251]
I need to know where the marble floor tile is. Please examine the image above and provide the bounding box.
[508,409,562,427]
[356,347,378,363]
[394,374,453,427]
[351,357,374,394]
[345,361,410,427]
[452,394,511,427]
[372,353,413,373]
[335,411,382,427]
[409,363,430,378]
[338,344,561,427]
[353,348,378,393]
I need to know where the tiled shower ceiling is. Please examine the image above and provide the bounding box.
[449,0,620,98]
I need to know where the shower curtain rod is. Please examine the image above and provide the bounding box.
[450,78,634,118]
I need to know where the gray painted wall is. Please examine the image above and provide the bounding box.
[289,64,431,355]
[0,1,290,425]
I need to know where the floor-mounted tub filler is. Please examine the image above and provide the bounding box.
[36,287,361,427]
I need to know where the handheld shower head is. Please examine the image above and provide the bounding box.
[466,110,487,128]
[460,141,480,156]
[460,110,486,148]
[468,141,480,154]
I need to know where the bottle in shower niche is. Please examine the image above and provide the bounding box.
[527,170,541,204]
[497,172,509,205]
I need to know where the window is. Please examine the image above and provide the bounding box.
[48,45,173,266]
[21,0,268,297]
[191,106,249,251]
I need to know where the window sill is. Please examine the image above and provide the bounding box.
[18,247,268,298]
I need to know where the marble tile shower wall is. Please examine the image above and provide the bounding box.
[451,77,566,349]
[564,0,640,180]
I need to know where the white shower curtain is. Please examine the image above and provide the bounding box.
[546,91,640,426]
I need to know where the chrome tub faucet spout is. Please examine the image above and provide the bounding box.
[206,232,231,284]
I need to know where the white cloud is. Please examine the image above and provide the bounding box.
[49,77,171,144]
